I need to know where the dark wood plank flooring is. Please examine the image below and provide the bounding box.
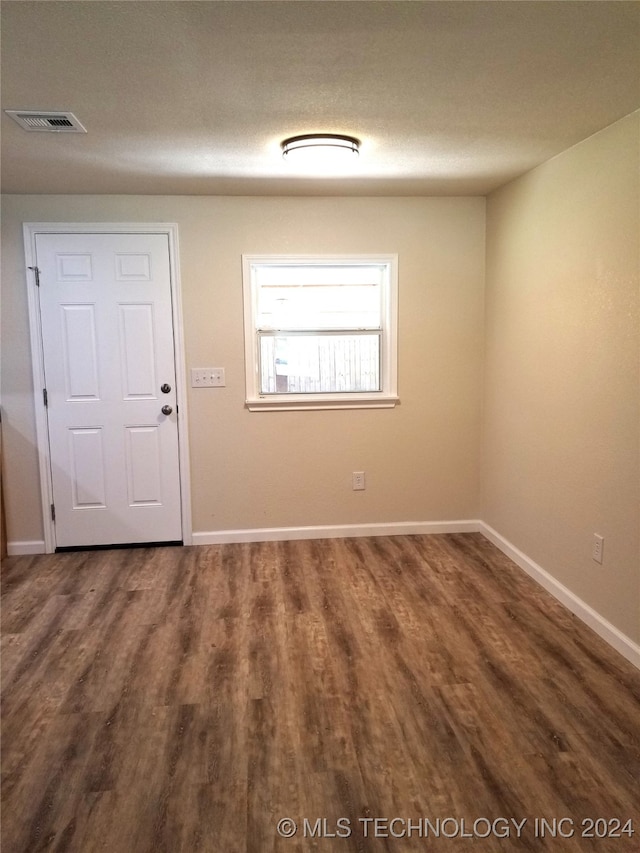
[2,533,639,852]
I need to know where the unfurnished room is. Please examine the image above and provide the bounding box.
[1,2,639,851]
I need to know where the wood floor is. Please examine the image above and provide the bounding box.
[2,533,639,852]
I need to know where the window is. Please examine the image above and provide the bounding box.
[243,255,398,410]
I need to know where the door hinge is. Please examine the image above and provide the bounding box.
[28,265,41,287]
[43,388,48,408]
[51,503,56,523]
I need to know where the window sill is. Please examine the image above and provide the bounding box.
[245,395,399,412]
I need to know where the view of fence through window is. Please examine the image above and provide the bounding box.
[255,262,385,396]
[259,333,381,394]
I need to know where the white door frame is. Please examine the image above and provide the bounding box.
[24,222,192,552]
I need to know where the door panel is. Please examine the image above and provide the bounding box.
[37,232,182,548]
[61,304,100,399]
[69,428,107,508]
[118,304,157,398]
[115,253,152,281]
[125,426,163,505]
[56,253,93,281]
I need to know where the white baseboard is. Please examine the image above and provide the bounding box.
[192,519,481,546]
[6,540,46,556]
[479,522,640,671]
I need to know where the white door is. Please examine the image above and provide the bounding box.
[36,232,183,548]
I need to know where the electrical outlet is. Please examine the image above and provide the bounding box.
[352,471,366,491]
[190,368,225,388]
[592,534,604,565]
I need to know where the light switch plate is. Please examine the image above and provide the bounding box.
[191,368,225,387]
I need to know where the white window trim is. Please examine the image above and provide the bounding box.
[242,254,399,411]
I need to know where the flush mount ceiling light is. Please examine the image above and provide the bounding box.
[281,134,360,171]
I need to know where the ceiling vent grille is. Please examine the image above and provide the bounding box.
[5,110,87,133]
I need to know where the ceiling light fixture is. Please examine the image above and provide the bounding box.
[281,134,360,171]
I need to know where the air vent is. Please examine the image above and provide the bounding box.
[5,110,86,133]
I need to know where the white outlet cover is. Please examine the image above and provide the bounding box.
[592,534,604,564]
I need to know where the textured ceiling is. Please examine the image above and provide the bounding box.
[2,1,639,196]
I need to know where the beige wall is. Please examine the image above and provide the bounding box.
[482,112,640,644]
[1,196,485,543]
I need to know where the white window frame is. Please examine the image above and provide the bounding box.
[242,254,399,411]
